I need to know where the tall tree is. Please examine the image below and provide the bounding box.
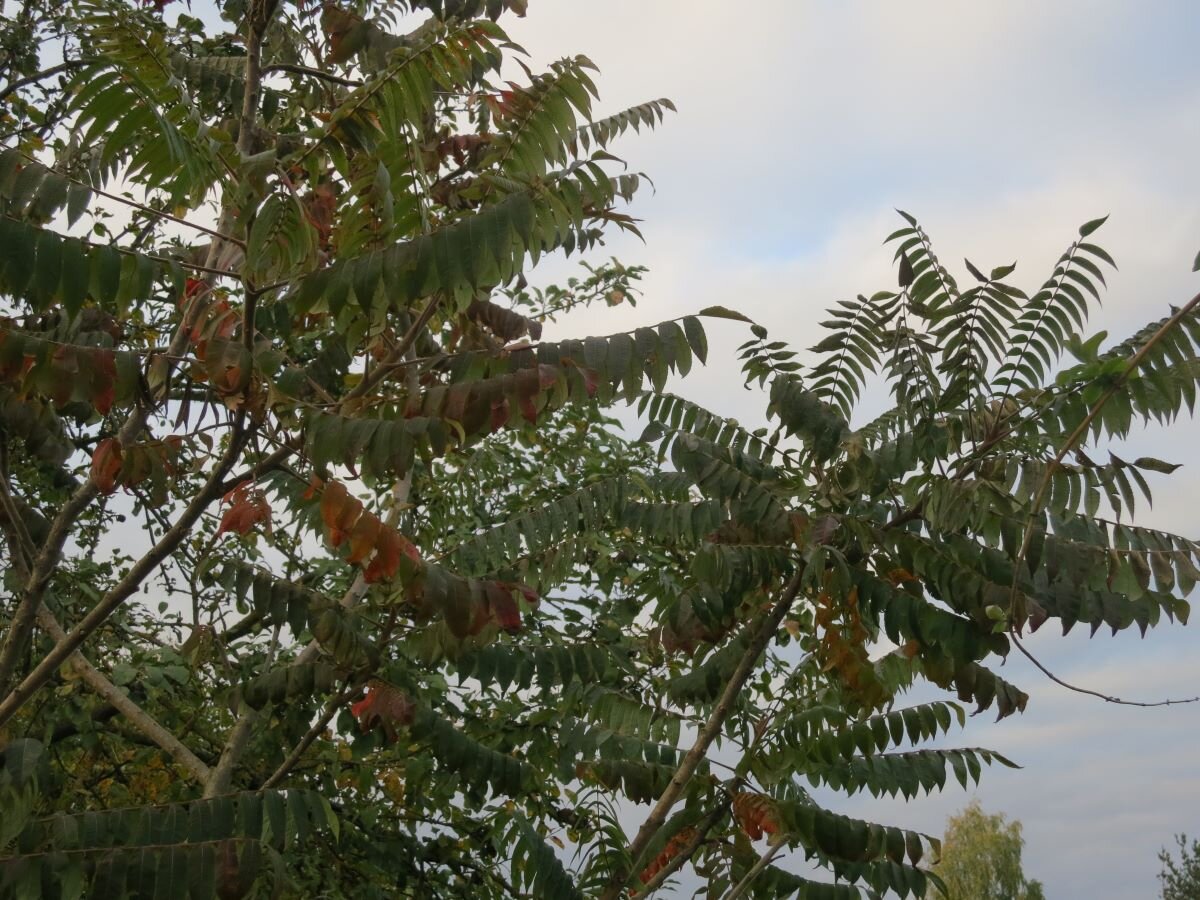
[1,0,1199,898]
[929,800,1045,900]
[1159,834,1200,900]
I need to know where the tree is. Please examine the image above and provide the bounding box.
[929,800,1045,900]
[2,0,1200,898]
[1159,834,1200,900]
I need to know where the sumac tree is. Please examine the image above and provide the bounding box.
[1,1,1199,898]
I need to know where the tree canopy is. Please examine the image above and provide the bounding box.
[1,1,1199,898]
[928,800,1044,900]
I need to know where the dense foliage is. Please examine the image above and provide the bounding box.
[1,0,1199,897]
[928,801,1044,900]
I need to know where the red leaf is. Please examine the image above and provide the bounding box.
[639,827,697,885]
[217,481,271,537]
[487,581,537,633]
[537,363,559,390]
[487,582,521,633]
[363,524,420,583]
[364,526,399,583]
[89,348,117,414]
[490,395,510,431]
[90,438,123,494]
[320,481,362,547]
[351,679,414,741]
[562,358,601,398]
[732,792,782,842]
[345,513,381,564]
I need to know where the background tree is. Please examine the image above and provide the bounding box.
[929,800,1045,900]
[1158,834,1200,900]
[1,0,1200,898]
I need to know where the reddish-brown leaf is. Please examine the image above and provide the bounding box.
[487,582,521,633]
[489,395,511,432]
[345,513,381,565]
[567,359,600,398]
[89,348,117,414]
[217,482,271,537]
[732,792,782,842]
[320,481,362,547]
[639,827,698,885]
[351,679,414,741]
[90,438,123,494]
[364,526,399,583]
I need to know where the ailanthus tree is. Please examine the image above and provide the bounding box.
[2,0,1200,898]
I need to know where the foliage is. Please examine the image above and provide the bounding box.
[1158,833,1200,900]
[927,800,1044,900]
[0,0,1198,898]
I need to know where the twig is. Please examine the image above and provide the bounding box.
[0,59,87,103]
[0,473,38,690]
[264,63,361,88]
[341,292,443,405]
[261,683,356,789]
[35,605,213,784]
[0,424,251,730]
[724,833,788,900]
[1011,635,1200,708]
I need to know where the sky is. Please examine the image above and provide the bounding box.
[496,2,1200,897]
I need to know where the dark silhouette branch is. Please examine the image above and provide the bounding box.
[1012,635,1200,708]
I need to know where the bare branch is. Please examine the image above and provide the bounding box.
[0,59,87,104]
[1012,635,1200,708]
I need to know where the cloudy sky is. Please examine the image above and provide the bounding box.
[500,2,1200,897]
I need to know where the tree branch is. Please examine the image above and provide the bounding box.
[261,683,355,789]
[0,425,251,730]
[599,569,804,900]
[0,470,38,690]
[1008,289,1200,625]
[35,605,213,784]
[1011,635,1200,708]
[0,59,86,104]
[724,833,787,900]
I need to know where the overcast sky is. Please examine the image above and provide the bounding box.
[501,3,1200,897]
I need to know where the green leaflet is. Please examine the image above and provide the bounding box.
[0,217,183,313]
[0,790,337,900]
[509,814,586,900]
[410,706,533,798]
